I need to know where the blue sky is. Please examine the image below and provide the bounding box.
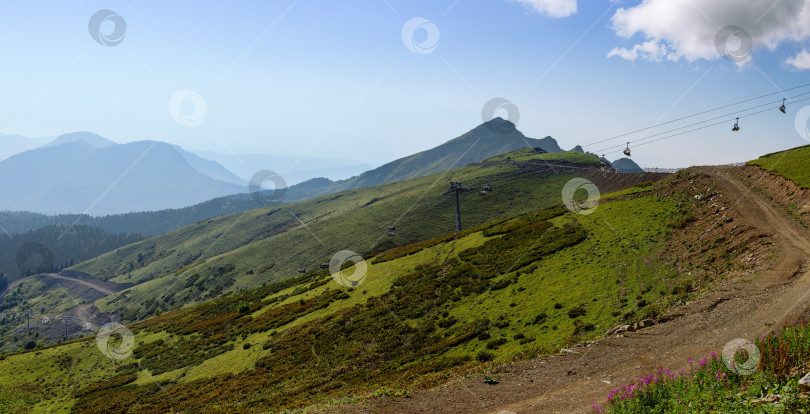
[0,0,808,168]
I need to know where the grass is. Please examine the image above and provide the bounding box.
[66,210,586,412]
[0,182,693,412]
[593,309,810,413]
[0,150,635,340]
[2,152,603,334]
[0,385,34,413]
[485,148,601,164]
[84,159,595,322]
[748,145,810,188]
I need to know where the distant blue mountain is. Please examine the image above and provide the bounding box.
[612,157,644,173]
[0,133,51,161]
[46,131,116,148]
[0,137,244,215]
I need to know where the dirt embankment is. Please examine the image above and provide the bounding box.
[1,271,130,302]
[322,166,810,414]
[732,165,810,229]
[583,169,669,194]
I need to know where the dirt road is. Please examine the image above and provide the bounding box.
[334,166,810,413]
[40,273,118,295]
[0,272,118,301]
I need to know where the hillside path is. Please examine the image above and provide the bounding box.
[40,273,117,295]
[335,166,810,414]
[0,272,116,301]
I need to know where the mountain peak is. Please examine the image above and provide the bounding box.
[49,131,116,148]
[479,117,518,134]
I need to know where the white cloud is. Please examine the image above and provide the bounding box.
[787,49,810,69]
[607,40,668,62]
[513,0,578,18]
[608,0,810,63]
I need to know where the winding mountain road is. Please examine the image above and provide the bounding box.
[0,272,117,301]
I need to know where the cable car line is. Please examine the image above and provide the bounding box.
[584,83,810,147]
[591,92,810,152]
[598,96,810,157]
[594,95,810,155]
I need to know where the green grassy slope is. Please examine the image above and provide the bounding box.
[0,181,693,413]
[72,151,611,322]
[747,145,810,188]
[485,148,601,164]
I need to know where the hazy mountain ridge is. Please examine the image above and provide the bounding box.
[172,145,246,186]
[197,151,372,185]
[0,140,244,215]
[0,133,52,161]
[45,131,115,148]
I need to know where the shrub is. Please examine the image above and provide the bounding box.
[518,336,536,345]
[572,320,595,334]
[532,312,548,324]
[671,212,696,229]
[372,386,410,398]
[567,305,587,318]
[486,337,508,350]
[438,317,457,328]
[490,278,515,291]
[476,351,495,362]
